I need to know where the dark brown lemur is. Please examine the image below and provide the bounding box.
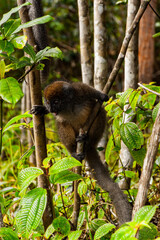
[31,81,132,224]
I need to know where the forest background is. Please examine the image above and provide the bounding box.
[0,0,160,239]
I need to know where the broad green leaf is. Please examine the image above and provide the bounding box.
[23,44,36,62]
[77,211,85,230]
[144,84,160,93]
[18,167,43,193]
[0,227,19,240]
[133,206,157,224]
[129,90,140,111]
[90,219,106,232]
[52,216,70,236]
[49,157,82,175]
[3,113,32,132]
[119,88,133,108]
[78,181,87,197]
[141,92,156,109]
[3,19,21,37]
[13,15,53,34]
[139,223,157,240]
[120,122,144,150]
[94,223,115,240]
[50,170,82,184]
[35,47,63,62]
[0,2,31,26]
[152,103,160,122]
[0,40,14,55]
[124,170,136,178]
[15,56,32,69]
[68,230,82,240]
[130,147,146,167]
[0,59,5,79]
[0,77,24,105]
[16,188,47,238]
[111,226,136,240]
[11,35,27,49]
[44,223,56,239]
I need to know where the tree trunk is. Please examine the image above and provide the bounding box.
[138,0,157,83]
[94,0,107,91]
[77,0,93,86]
[119,0,140,190]
[17,0,54,230]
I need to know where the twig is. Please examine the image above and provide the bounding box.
[138,82,160,96]
[149,3,160,19]
[18,64,35,82]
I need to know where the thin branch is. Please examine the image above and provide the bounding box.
[132,107,160,217]
[18,64,35,82]
[149,3,160,19]
[138,82,160,96]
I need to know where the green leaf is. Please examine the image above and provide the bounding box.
[0,59,5,79]
[120,122,144,150]
[3,113,32,132]
[44,223,56,239]
[78,181,87,197]
[94,223,115,240]
[153,32,160,38]
[0,40,14,55]
[152,103,160,122]
[16,188,47,238]
[3,19,21,37]
[52,216,70,236]
[77,211,85,230]
[90,219,106,232]
[124,170,136,178]
[18,167,43,193]
[0,2,31,26]
[133,206,157,224]
[49,157,82,175]
[50,170,82,184]
[19,146,35,162]
[139,223,157,240]
[0,77,24,105]
[111,226,136,240]
[13,15,53,34]
[15,56,32,69]
[23,44,36,62]
[11,35,27,49]
[35,47,63,62]
[105,133,114,162]
[68,230,82,240]
[119,88,133,108]
[0,227,19,240]
[130,147,146,167]
[129,90,140,111]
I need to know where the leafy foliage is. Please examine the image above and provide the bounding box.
[16,188,47,238]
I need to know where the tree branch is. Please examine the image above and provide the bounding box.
[17,0,55,229]
[132,107,160,217]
